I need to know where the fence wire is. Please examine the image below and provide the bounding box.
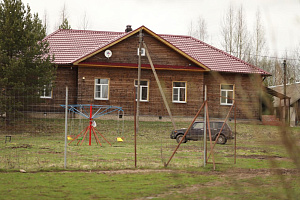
[0,87,235,171]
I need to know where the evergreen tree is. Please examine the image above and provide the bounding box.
[58,3,71,30]
[0,0,56,123]
[59,18,71,29]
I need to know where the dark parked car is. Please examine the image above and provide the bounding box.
[170,121,233,144]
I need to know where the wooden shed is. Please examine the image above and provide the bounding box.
[269,83,300,126]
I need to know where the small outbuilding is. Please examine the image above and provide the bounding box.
[269,83,300,126]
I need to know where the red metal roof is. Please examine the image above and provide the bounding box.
[44,27,270,75]
[160,34,270,75]
[44,29,126,65]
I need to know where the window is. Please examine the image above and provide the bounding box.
[173,82,186,103]
[40,84,52,99]
[193,122,204,129]
[220,84,234,105]
[134,80,149,102]
[95,78,109,100]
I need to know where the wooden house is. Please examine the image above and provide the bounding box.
[44,25,270,120]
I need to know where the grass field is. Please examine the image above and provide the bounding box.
[0,119,300,199]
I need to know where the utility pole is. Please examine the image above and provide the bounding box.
[283,60,287,124]
[136,29,142,134]
[143,41,177,130]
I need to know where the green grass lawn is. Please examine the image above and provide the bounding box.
[0,171,214,199]
[0,119,300,199]
[0,169,299,199]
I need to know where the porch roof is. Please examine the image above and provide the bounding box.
[269,83,300,106]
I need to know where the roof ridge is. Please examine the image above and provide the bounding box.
[63,29,125,35]
[45,29,126,38]
[158,33,192,38]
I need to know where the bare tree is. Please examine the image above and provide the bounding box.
[265,48,300,86]
[187,21,194,37]
[221,4,235,55]
[78,11,90,30]
[60,3,68,23]
[220,4,298,87]
[221,4,251,61]
[294,46,300,83]
[55,3,71,30]
[283,50,300,84]
[253,9,267,66]
[43,9,49,35]
[274,58,283,86]
[234,5,250,59]
[259,56,274,86]
[195,16,208,41]
[187,16,208,41]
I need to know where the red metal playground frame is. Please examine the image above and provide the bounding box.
[61,104,124,146]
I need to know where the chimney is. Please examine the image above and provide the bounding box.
[125,25,132,33]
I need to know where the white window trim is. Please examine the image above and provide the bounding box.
[94,78,110,100]
[220,84,234,105]
[172,81,187,103]
[40,84,52,99]
[134,79,149,102]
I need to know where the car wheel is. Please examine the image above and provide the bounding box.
[216,135,227,144]
[176,135,186,143]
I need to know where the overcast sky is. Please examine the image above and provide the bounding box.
[22,0,300,56]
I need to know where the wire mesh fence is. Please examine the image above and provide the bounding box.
[0,87,236,171]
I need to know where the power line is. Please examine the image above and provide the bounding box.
[224,50,300,61]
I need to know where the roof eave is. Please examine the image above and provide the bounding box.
[209,69,271,76]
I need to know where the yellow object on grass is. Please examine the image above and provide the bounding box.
[67,136,73,141]
[117,137,123,142]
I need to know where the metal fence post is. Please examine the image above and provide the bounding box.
[64,86,68,169]
[204,85,207,167]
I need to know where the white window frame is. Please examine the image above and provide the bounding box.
[40,84,52,99]
[220,84,234,105]
[172,81,187,103]
[134,79,149,102]
[94,78,109,100]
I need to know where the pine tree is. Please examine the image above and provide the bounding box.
[58,3,71,30]
[59,18,71,29]
[0,0,56,123]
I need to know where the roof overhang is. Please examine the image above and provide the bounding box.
[264,86,290,99]
[77,61,207,72]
